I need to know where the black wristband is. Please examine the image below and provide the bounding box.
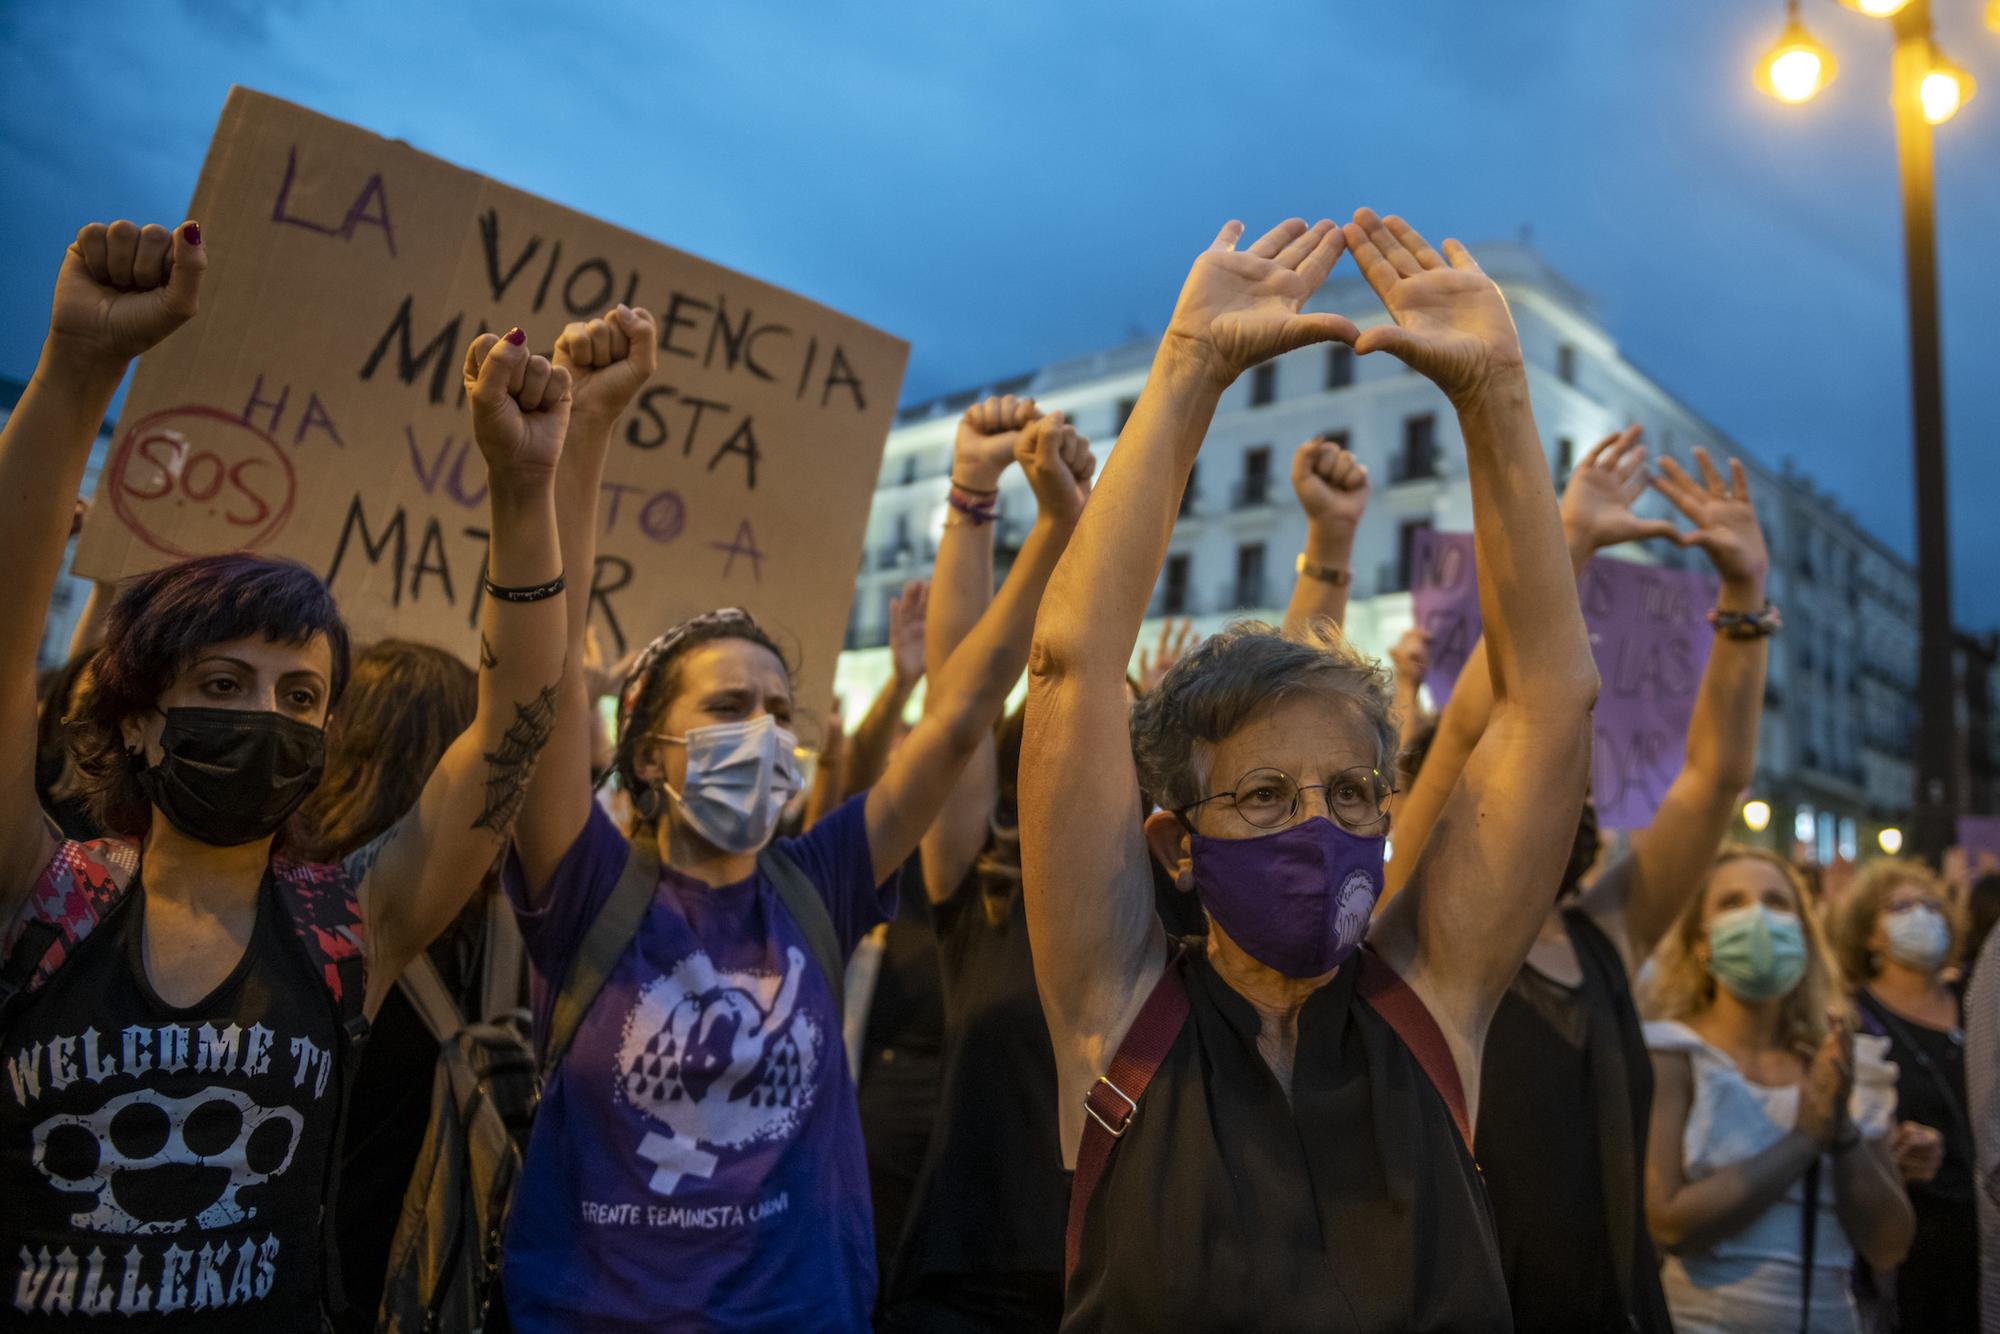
[483,573,566,604]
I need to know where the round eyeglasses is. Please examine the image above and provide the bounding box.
[1178,765,1393,834]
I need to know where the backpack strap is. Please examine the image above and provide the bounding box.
[399,954,466,1044]
[760,843,844,1020]
[1064,940,1192,1284]
[1354,947,1471,1151]
[544,834,661,1076]
[1,838,139,1017]
[480,888,526,1022]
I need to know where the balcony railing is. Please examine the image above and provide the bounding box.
[1231,478,1275,510]
[1390,448,1439,483]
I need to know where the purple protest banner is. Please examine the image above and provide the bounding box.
[1579,556,1719,830]
[1402,531,1717,831]
[1961,816,2000,878]
[1408,529,1482,704]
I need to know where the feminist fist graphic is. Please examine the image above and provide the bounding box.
[616,948,821,1194]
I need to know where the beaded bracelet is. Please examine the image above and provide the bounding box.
[1708,601,1782,640]
[946,489,998,526]
[483,573,566,603]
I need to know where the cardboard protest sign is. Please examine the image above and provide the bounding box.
[1404,532,1717,830]
[1407,529,1480,704]
[1579,557,1719,830]
[76,88,908,728]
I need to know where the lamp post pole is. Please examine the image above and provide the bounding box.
[1890,0,1958,863]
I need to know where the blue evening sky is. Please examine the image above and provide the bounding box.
[3,1,1995,624]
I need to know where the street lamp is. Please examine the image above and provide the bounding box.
[1752,0,1989,865]
[1743,799,1774,833]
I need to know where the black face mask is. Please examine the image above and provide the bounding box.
[135,707,326,847]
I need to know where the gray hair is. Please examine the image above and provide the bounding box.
[1130,618,1397,813]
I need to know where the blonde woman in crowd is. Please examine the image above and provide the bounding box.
[1831,858,1977,1330]
[1643,847,1912,1333]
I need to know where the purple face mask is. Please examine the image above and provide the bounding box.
[1189,817,1385,977]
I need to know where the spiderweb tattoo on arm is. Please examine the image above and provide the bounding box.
[473,683,560,835]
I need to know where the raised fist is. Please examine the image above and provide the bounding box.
[554,304,659,424]
[48,220,207,367]
[1014,411,1095,528]
[464,328,573,480]
[1389,627,1432,689]
[954,394,1041,492]
[1291,435,1370,533]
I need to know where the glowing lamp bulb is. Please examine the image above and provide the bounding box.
[1839,0,1910,15]
[1878,827,1905,855]
[1742,799,1773,833]
[1988,0,2000,35]
[1758,14,1837,104]
[1917,55,1975,124]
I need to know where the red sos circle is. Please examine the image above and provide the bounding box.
[106,405,296,558]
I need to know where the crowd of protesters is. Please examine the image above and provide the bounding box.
[1,208,1994,1334]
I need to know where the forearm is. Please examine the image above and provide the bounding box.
[1834,1141,1915,1269]
[929,515,1070,747]
[1682,574,1769,793]
[1035,345,1220,676]
[3,353,123,689]
[1383,638,1490,897]
[1459,374,1595,710]
[1652,1130,1819,1254]
[66,581,117,661]
[844,675,914,796]
[512,412,615,888]
[1281,522,1356,638]
[925,512,995,684]
[804,727,844,829]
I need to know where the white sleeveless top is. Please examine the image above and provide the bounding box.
[1643,1020,1898,1334]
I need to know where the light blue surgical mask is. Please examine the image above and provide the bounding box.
[1707,904,1809,1001]
[1883,904,1951,972]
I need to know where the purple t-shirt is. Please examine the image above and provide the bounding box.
[500,796,890,1331]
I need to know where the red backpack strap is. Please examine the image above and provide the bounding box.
[2,838,140,1008]
[1355,947,1471,1150]
[1065,940,1192,1284]
[270,856,369,1022]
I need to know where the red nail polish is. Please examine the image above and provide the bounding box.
[505,327,526,346]
[183,222,201,246]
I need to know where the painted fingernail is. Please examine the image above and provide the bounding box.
[505,327,526,346]
[183,222,201,246]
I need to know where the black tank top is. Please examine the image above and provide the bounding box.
[1065,945,1509,1333]
[888,875,1064,1306]
[1,874,342,1331]
[1475,908,1671,1333]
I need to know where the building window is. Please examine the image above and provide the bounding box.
[1237,447,1272,508]
[1180,462,1200,517]
[1116,396,1137,433]
[1556,344,1577,386]
[1396,414,1438,482]
[1326,345,1354,390]
[1555,436,1575,487]
[1321,429,1350,453]
[1164,554,1191,615]
[1234,543,1267,609]
[900,455,918,485]
[1394,518,1433,592]
[1249,363,1277,407]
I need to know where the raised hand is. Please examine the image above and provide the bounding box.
[1341,210,1521,405]
[1653,447,1770,594]
[1014,411,1096,528]
[1291,435,1370,535]
[48,220,207,368]
[889,580,929,687]
[465,328,573,480]
[1560,426,1683,557]
[1164,218,1357,386]
[955,394,1042,492]
[1795,1016,1855,1149]
[554,304,659,423]
[1389,627,1432,690]
[1136,618,1197,695]
[1891,1120,1945,1184]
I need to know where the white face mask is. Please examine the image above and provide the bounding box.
[655,714,802,855]
[1883,903,1951,972]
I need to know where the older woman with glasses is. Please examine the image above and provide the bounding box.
[1020,210,1600,1332]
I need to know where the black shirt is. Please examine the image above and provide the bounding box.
[2,873,342,1331]
[887,874,1064,1313]
[1065,945,1509,1333]
[1475,909,1671,1334]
